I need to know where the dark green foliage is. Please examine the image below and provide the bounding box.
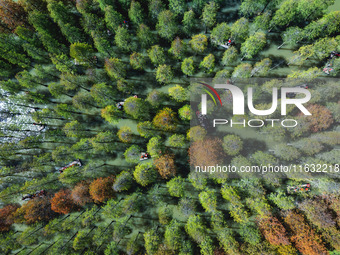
[128,1,144,25]
[113,171,133,192]
[182,10,195,35]
[201,2,219,29]
[156,10,178,40]
[104,6,124,32]
[125,145,142,163]
[124,96,150,119]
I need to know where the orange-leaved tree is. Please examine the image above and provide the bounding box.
[89,175,115,203]
[0,0,27,32]
[188,137,225,167]
[51,189,77,214]
[258,216,290,246]
[283,210,328,255]
[300,104,334,133]
[154,154,176,179]
[13,197,57,224]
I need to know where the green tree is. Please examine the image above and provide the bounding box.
[72,91,95,110]
[165,219,182,251]
[240,223,261,245]
[124,145,142,163]
[273,144,301,161]
[124,96,150,119]
[239,0,270,17]
[217,229,240,255]
[288,44,315,66]
[268,191,295,210]
[0,34,30,68]
[137,121,155,138]
[156,64,173,84]
[252,151,278,166]
[128,1,144,25]
[181,57,195,76]
[211,22,231,46]
[115,26,135,51]
[104,6,123,32]
[199,54,215,73]
[213,69,230,83]
[147,136,163,158]
[117,126,133,143]
[187,126,207,141]
[222,135,243,156]
[169,85,187,102]
[251,58,271,77]
[232,63,252,78]
[158,204,172,225]
[63,120,86,138]
[270,0,298,28]
[190,34,208,53]
[169,37,185,59]
[156,10,178,40]
[134,162,158,186]
[182,10,195,35]
[168,134,186,147]
[185,215,206,243]
[47,0,84,43]
[293,138,324,156]
[179,105,192,121]
[167,176,185,197]
[117,79,134,93]
[148,0,165,20]
[230,17,249,42]
[130,52,145,70]
[105,57,126,80]
[201,2,219,31]
[222,46,238,66]
[28,11,67,55]
[303,11,340,41]
[144,229,160,255]
[278,26,304,49]
[105,241,119,255]
[148,45,166,66]
[90,82,116,107]
[169,0,186,15]
[137,24,155,48]
[253,11,271,31]
[241,32,266,59]
[199,189,217,213]
[101,105,121,124]
[146,89,165,107]
[178,197,197,217]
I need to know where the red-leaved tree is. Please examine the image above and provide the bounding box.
[0,204,20,232]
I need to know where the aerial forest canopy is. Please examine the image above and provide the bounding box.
[0,0,339,254]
